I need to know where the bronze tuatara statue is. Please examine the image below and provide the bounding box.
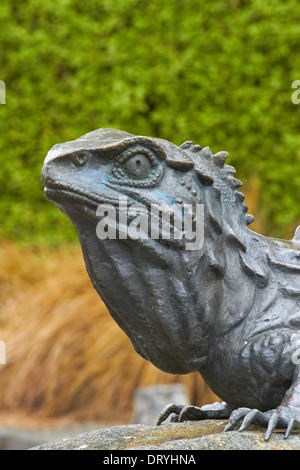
[41,128,300,440]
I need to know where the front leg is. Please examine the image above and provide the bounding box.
[157,401,232,425]
[224,366,300,440]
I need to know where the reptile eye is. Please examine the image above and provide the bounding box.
[113,146,162,186]
[73,152,88,167]
[122,154,151,180]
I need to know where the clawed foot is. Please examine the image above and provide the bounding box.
[157,401,300,440]
[224,405,300,440]
[157,401,231,426]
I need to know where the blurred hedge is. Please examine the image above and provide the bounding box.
[0,0,299,244]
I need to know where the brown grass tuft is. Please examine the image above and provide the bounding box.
[0,242,218,425]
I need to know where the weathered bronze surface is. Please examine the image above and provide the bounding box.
[41,128,300,440]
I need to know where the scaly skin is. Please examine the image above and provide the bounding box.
[41,128,300,440]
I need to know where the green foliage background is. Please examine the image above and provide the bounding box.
[0,0,299,244]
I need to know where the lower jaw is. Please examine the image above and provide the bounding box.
[43,187,120,224]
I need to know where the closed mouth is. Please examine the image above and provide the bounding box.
[43,183,187,247]
[43,184,120,207]
[43,183,124,224]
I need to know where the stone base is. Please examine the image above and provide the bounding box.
[30,420,300,450]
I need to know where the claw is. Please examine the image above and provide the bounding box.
[284,418,295,439]
[265,412,279,441]
[284,418,300,439]
[178,405,204,422]
[224,407,250,432]
[224,405,300,439]
[224,422,235,432]
[156,404,183,426]
[238,409,260,432]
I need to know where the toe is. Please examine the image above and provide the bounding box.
[264,412,279,441]
[157,404,184,426]
[238,409,261,432]
[224,407,251,432]
[178,405,204,422]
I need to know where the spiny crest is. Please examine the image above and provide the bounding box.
[179,140,255,227]
[179,140,229,167]
[179,140,271,288]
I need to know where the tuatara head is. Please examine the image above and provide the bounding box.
[41,128,199,242]
[41,128,249,374]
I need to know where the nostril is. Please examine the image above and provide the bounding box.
[40,167,50,186]
[73,151,88,167]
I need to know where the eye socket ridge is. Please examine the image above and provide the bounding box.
[113,147,160,182]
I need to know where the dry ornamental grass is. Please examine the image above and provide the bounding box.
[0,242,218,426]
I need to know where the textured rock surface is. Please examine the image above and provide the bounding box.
[30,420,300,450]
